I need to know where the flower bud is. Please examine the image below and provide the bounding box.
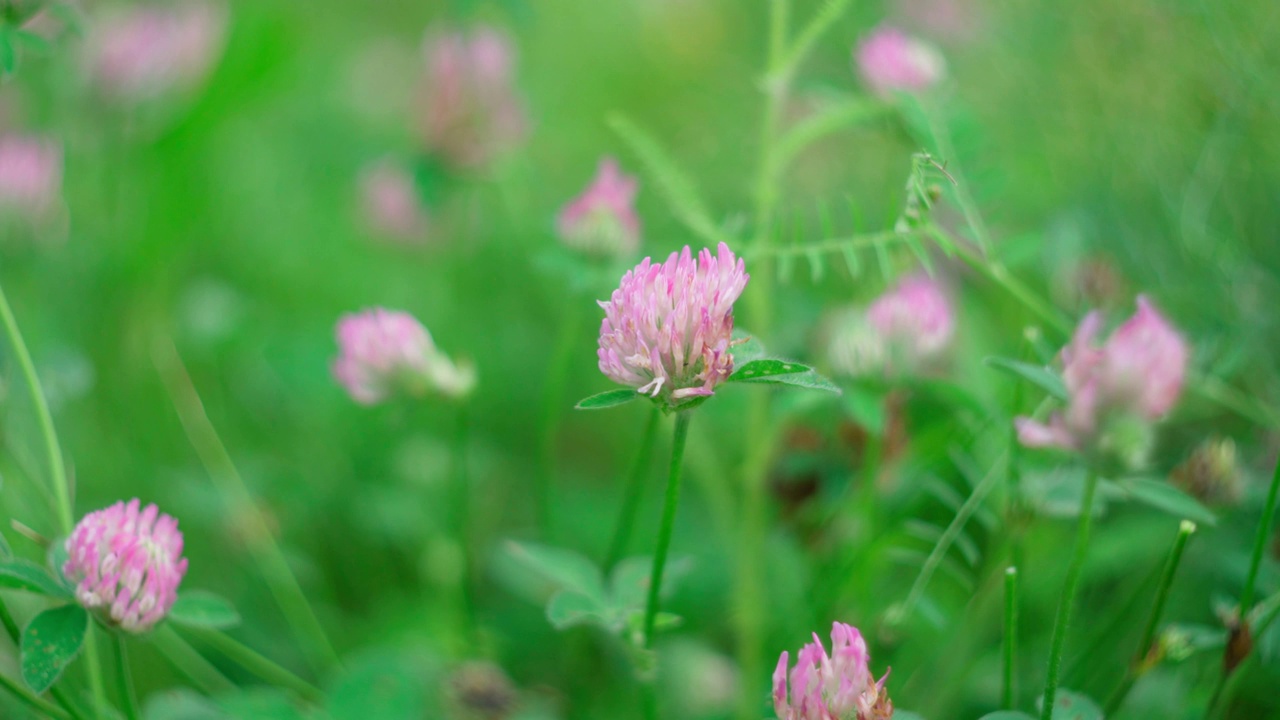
[866,273,955,369]
[63,499,188,634]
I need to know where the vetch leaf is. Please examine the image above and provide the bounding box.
[1037,689,1104,720]
[728,358,811,382]
[1113,477,1217,527]
[0,560,73,598]
[575,389,640,410]
[169,591,241,629]
[501,542,605,601]
[737,369,841,395]
[21,604,88,693]
[546,590,616,631]
[985,357,1068,401]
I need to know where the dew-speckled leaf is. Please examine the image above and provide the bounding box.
[728,358,811,382]
[574,389,640,410]
[21,604,88,693]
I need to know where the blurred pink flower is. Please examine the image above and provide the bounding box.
[867,273,954,366]
[86,3,226,101]
[894,0,981,43]
[557,157,641,256]
[773,622,893,720]
[1016,296,1188,452]
[0,134,62,222]
[597,242,748,406]
[417,26,527,170]
[855,27,945,95]
[358,158,430,241]
[64,499,188,634]
[332,309,475,404]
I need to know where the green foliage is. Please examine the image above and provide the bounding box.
[168,591,242,630]
[1111,477,1217,527]
[0,559,72,598]
[20,604,87,693]
[574,388,640,410]
[985,357,1069,401]
[1037,689,1104,720]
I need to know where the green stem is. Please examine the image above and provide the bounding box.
[1104,520,1196,716]
[83,630,109,718]
[1241,453,1280,615]
[153,339,340,675]
[536,298,581,539]
[0,283,111,716]
[453,401,477,643]
[0,670,70,720]
[191,628,324,704]
[151,626,237,696]
[1040,470,1099,720]
[643,411,692,648]
[604,406,661,573]
[0,283,73,534]
[1003,566,1018,710]
[113,635,140,720]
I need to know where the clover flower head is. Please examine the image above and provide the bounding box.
[1016,295,1188,460]
[63,499,188,634]
[86,3,226,101]
[358,158,430,242]
[418,25,527,170]
[332,309,475,404]
[855,26,945,95]
[557,157,641,256]
[867,273,954,366]
[0,135,62,221]
[773,622,893,720]
[597,242,749,408]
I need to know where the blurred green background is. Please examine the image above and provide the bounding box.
[2,0,1279,718]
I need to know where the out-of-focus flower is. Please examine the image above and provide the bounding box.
[358,158,430,242]
[893,0,981,43]
[85,3,226,101]
[417,26,526,170]
[0,134,63,228]
[855,27,945,95]
[447,661,518,720]
[557,157,641,257]
[63,499,188,634]
[825,307,888,378]
[867,273,954,367]
[1171,437,1242,506]
[773,622,893,720]
[332,309,475,404]
[597,242,748,407]
[1016,296,1188,463]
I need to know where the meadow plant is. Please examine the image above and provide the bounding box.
[772,623,893,720]
[358,158,431,242]
[557,157,641,257]
[64,499,187,634]
[332,308,475,404]
[0,134,62,231]
[855,27,945,95]
[84,3,226,101]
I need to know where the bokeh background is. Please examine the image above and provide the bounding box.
[1,0,1279,718]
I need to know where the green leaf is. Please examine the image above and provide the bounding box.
[0,560,73,598]
[985,357,1068,401]
[168,591,241,629]
[977,713,1036,720]
[143,689,225,720]
[12,31,53,56]
[737,369,842,394]
[1113,477,1217,527]
[546,590,616,631]
[21,604,88,693]
[574,388,640,410]
[501,542,605,601]
[0,29,15,75]
[608,114,731,246]
[326,654,424,720]
[0,530,13,560]
[728,358,811,382]
[1037,689,1104,720]
[608,555,694,610]
[729,329,767,363]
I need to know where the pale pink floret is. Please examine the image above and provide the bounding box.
[418,26,527,169]
[773,622,893,720]
[0,135,62,219]
[64,499,188,634]
[867,273,954,365]
[597,243,749,406]
[557,157,641,256]
[358,158,429,241]
[855,27,945,95]
[86,4,226,101]
[1016,295,1188,451]
[332,309,475,404]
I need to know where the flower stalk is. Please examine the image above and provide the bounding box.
[643,411,692,648]
[604,405,661,573]
[1040,470,1099,720]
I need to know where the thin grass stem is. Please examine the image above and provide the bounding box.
[1040,470,1099,720]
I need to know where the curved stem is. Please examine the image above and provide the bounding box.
[191,628,324,704]
[1241,454,1280,615]
[0,670,70,720]
[642,411,691,648]
[1105,520,1196,716]
[153,339,340,674]
[1040,470,1099,720]
[604,406,661,573]
[151,625,236,696]
[535,297,581,539]
[113,635,140,720]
